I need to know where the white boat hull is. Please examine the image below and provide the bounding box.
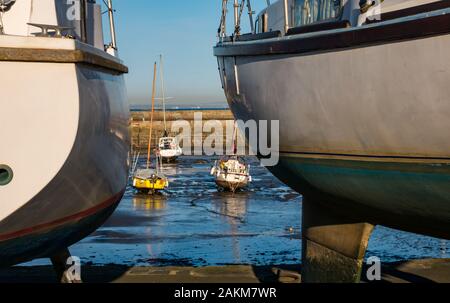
[0,57,129,266]
[215,173,250,192]
[159,149,183,161]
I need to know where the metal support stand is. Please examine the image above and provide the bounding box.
[301,197,375,283]
[50,248,82,283]
[283,0,290,34]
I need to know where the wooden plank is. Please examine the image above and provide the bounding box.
[0,47,128,73]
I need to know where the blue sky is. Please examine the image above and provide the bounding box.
[104,0,266,107]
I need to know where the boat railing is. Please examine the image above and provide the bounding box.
[103,0,118,53]
[218,0,290,40]
[223,165,250,176]
[0,0,120,55]
[219,1,362,41]
[74,0,121,55]
[214,159,250,175]
[77,0,120,53]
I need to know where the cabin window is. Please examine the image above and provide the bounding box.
[294,0,342,26]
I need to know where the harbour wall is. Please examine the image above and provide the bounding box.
[130,109,249,154]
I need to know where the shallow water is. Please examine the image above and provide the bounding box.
[26,156,449,266]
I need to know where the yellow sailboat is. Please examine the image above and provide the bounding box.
[132,62,169,194]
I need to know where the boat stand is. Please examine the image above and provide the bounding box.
[301,197,375,283]
[50,248,82,283]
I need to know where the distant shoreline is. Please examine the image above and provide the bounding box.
[130,106,229,112]
[130,100,229,112]
[129,109,242,152]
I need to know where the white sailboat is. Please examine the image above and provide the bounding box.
[211,123,252,193]
[157,55,183,163]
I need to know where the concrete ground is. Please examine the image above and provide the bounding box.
[372,259,450,283]
[0,259,449,283]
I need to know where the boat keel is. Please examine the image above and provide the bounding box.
[301,197,375,283]
[50,248,82,283]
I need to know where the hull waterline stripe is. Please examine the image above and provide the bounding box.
[0,189,126,242]
[279,151,450,163]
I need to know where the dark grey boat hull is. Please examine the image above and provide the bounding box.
[215,9,450,239]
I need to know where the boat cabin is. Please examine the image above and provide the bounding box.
[220,0,448,39]
[0,0,116,53]
[159,137,179,151]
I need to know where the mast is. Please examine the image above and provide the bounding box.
[147,62,158,169]
[159,54,167,133]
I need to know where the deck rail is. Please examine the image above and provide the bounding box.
[218,0,290,40]
[103,0,117,51]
